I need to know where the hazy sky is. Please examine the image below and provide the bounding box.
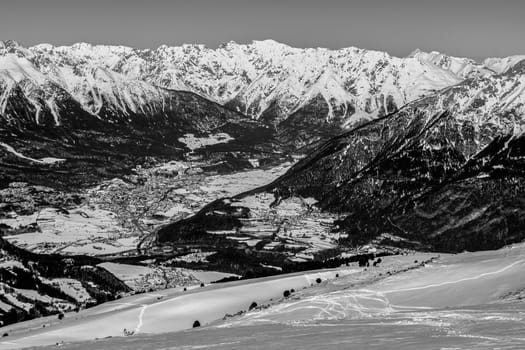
[1,0,524,60]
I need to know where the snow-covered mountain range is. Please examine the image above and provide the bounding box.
[1,39,525,336]
[1,39,524,129]
[0,38,524,187]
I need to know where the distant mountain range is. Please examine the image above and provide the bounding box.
[1,39,524,125]
[0,39,523,151]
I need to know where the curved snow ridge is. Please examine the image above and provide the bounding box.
[381,258,525,294]
[0,142,65,164]
[483,55,525,74]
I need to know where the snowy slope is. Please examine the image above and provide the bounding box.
[409,60,525,137]
[2,243,525,349]
[0,41,173,125]
[0,268,349,348]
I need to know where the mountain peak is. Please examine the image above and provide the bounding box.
[504,58,525,76]
[0,40,30,57]
[407,48,424,58]
[0,40,22,49]
[251,39,289,48]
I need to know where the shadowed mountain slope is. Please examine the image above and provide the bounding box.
[156,108,525,253]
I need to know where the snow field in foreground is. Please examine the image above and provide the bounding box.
[0,268,352,349]
[231,244,525,326]
[3,244,525,349]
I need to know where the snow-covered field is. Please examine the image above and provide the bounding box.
[98,262,235,291]
[178,133,234,151]
[51,304,525,350]
[0,161,292,256]
[0,266,358,348]
[231,244,525,325]
[2,206,135,254]
[203,165,290,194]
[205,192,344,258]
[190,271,239,284]
[3,243,525,349]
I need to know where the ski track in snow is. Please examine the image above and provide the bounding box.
[382,258,525,294]
[236,257,525,324]
[2,253,525,349]
[134,304,148,334]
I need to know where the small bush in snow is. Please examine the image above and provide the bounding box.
[193,320,201,328]
[249,302,258,311]
[358,256,369,267]
[283,290,290,297]
[58,313,64,320]
[123,328,135,336]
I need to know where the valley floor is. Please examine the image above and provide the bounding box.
[2,242,525,349]
[1,161,292,256]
